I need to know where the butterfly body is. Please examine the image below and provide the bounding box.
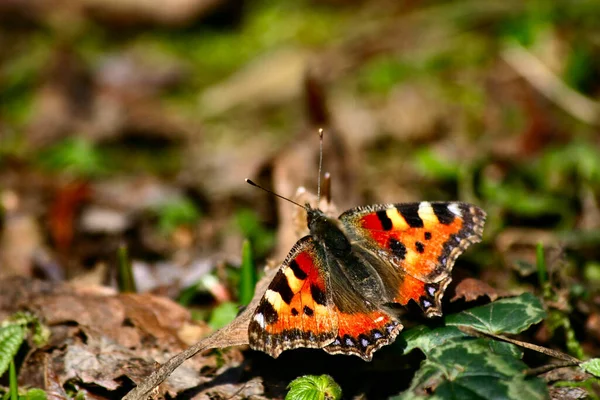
[249,201,486,361]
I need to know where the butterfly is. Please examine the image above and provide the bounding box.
[245,128,485,361]
[246,193,486,361]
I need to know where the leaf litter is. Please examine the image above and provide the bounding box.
[2,1,600,399]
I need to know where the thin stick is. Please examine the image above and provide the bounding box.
[123,337,214,400]
[316,128,324,204]
[458,326,581,363]
[502,43,600,126]
[525,360,582,377]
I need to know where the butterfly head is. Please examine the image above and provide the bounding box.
[306,206,351,256]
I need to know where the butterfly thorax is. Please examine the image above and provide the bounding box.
[306,207,352,258]
[306,206,387,311]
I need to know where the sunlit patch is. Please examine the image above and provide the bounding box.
[284,268,304,292]
[386,209,409,230]
[448,203,462,216]
[253,313,265,329]
[265,289,283,310]
[418,202,438,229]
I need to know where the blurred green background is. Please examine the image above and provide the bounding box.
[2,0,600,398]
[1,0,600,325]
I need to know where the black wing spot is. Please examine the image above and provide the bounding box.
[303,306,314,316]
[291,308,299,316]
[376,210,393,231]
[432,203,456,225]
[272,271,294,304]
[389,238,406,260]
[397,204,424,228]
[424,232,432,240]
[415,241,425,253]
[310,284,327,306]
[261,301,279,324]
[289,259,307,280]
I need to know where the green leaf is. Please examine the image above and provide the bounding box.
[580,359,600,378]
[286,375,342,400]
[446,292,546,335]
[398,325,468,355]
[37,137,106,177]
[25,389,47,400]
[235,209,275,258]
[155,197,202,236]
[0,324,25,377]
[413,148,461,180]
[207,302,239,330]
[392,339,548,400]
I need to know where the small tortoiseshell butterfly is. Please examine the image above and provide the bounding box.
[246,134,486,361]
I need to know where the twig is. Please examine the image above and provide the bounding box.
[122,331,247,400]
[525,360,582,376]
[458,326,581,363]
[122,265,279,400]
[502,42,600,126]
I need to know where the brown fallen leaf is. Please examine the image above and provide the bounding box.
[122,262,276,400]
[0,277,220,398]
[450,277,509,303]
[48,181,91,254]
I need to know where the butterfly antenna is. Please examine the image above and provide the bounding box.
[245,179,306,210]
[317,128,324,204]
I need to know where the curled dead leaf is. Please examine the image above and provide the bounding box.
[451,278,509,303]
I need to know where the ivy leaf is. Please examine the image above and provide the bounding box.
[286,375,342,400]
[392,339,548,400]
[580,359,600,378]
[0,324,25,377]
[446,292,546,335]
[399,293,544,356]
[397,325,468,355]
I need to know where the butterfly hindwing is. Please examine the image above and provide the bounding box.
[340,202,486,316]
[323,309,402,361]
[248,236,338,358]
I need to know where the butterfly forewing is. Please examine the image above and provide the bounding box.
[248,236,338,358]
[340,202,486,316]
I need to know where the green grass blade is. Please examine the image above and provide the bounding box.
[117,243,137,293]
[239,240,257,306]
[9,361,18,400]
